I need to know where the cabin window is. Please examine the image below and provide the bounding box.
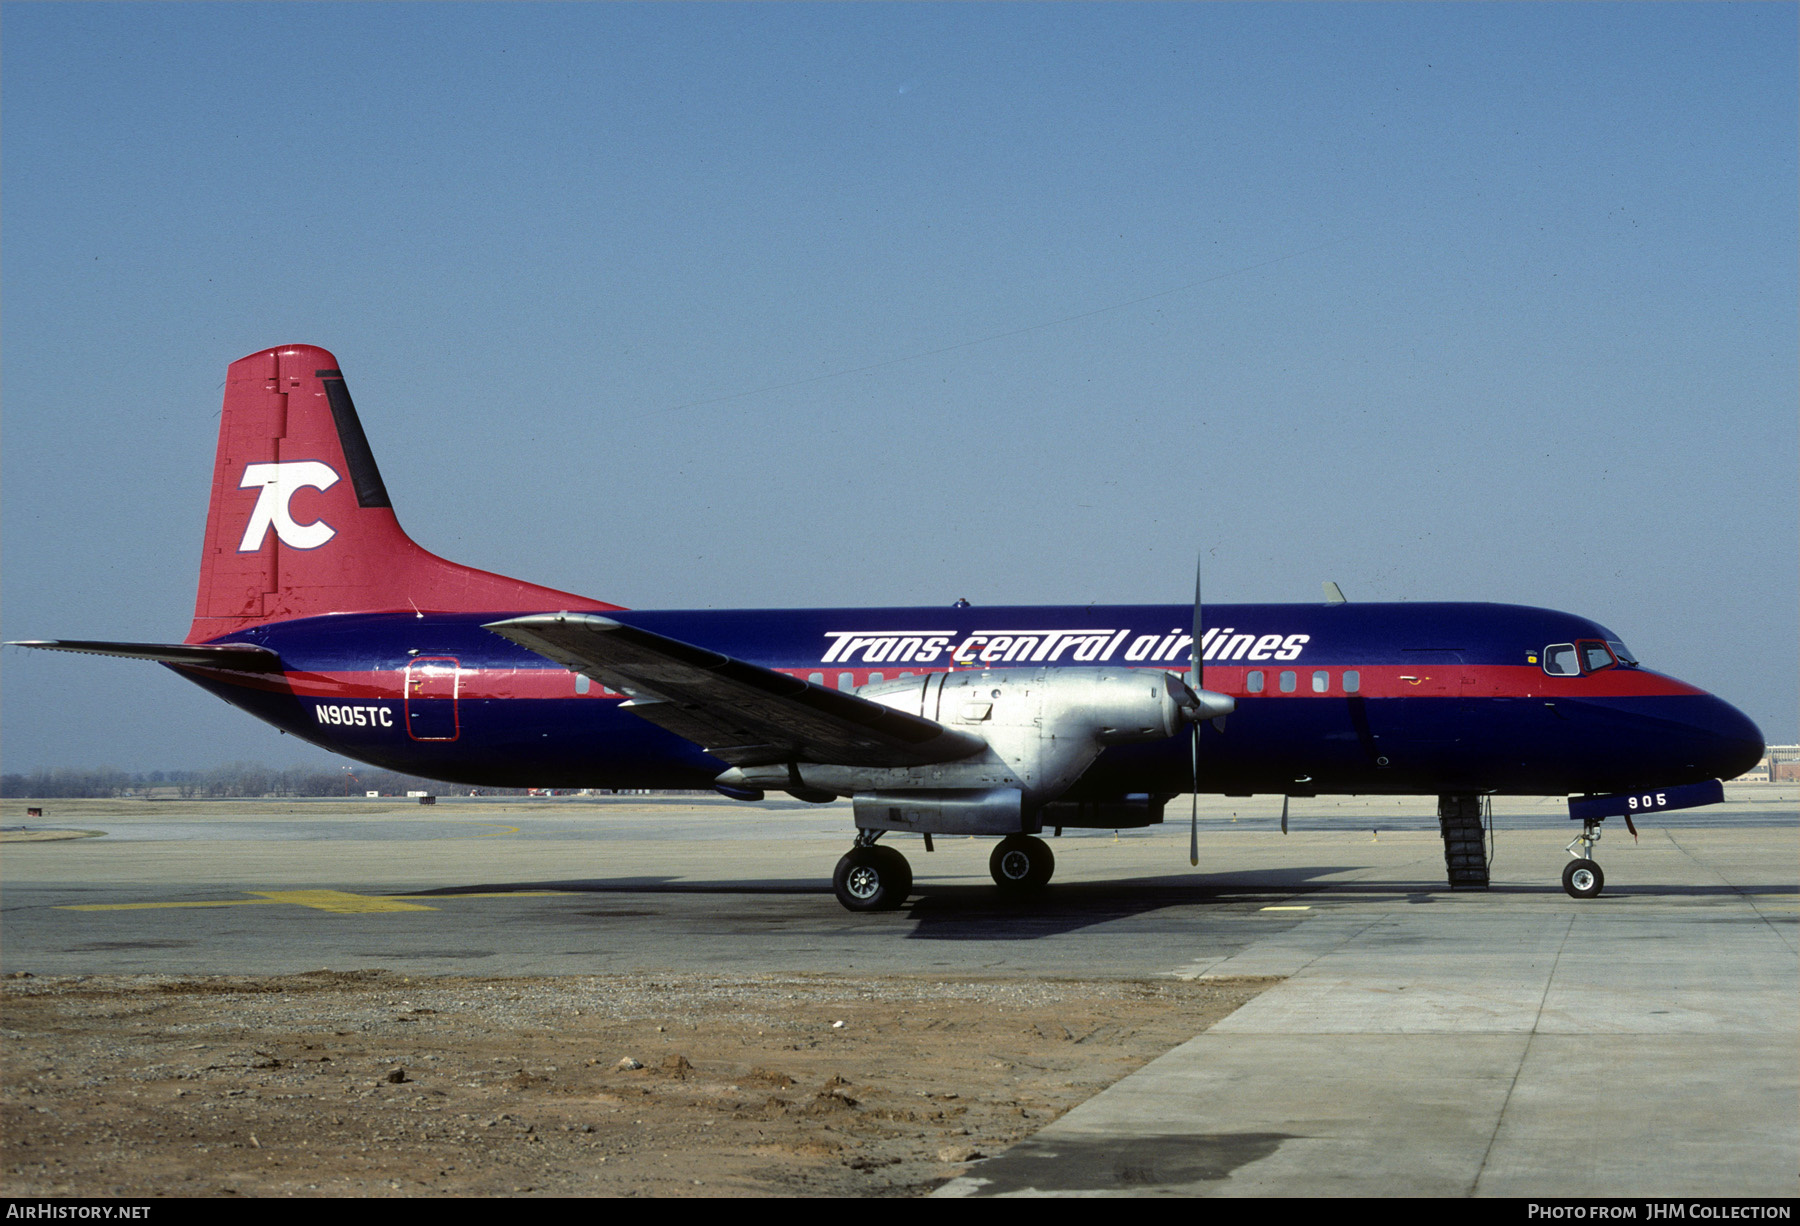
[1279,670,1297,693]
[1312,670,1329,693]
[809,672,824,686]
[838,672,855,690]
[575,673,591,695]
[1343,670,1360,694]
[1543,644,1580,676]
[1246,670,1265,694]
[869,672,884,684]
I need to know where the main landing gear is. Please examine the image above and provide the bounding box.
[830,831,1061,911]
[1563,819,1605,899]
[989,834,1055,892]
[832,836,913,912]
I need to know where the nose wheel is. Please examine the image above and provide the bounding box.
[1563,819,1606,899]
[1562,858,1604,899]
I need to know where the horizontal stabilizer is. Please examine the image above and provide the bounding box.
[484,613,984,768]
[8,639,284,674]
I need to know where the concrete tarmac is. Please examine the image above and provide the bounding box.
[4,789,1795,1197]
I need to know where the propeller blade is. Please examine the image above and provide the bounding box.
[1190,551,1202,865]
[1281,795,1289,835]
[1190,724,1200,866]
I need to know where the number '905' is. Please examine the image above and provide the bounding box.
[1627,793,1667,810]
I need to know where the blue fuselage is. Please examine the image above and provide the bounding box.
[172,601,1764,798]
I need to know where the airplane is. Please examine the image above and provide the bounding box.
[12,345,1765,910]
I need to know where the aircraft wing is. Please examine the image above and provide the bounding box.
[483,613,985,769]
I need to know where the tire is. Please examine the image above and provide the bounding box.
[833,846,910,912]
[873,844,912,900]
[989,834,1055,892]
[1562,858,1603,899]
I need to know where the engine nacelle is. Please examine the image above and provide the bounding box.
[722,667,1191,819]
[858,665,1188,757]
[851,787,1024,835]
[715,667,1231,832]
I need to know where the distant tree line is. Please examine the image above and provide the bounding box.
[0,763,526,799]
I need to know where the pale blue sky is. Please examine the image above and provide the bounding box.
[3,2,1795,770]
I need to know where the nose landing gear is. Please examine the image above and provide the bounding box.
[1563,819,1606,899]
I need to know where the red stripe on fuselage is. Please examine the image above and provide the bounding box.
[1195,663,1706,700]
[185,661,1706,703]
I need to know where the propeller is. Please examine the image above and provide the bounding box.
[1189,558,1202,865]
[1178,552,1236,867]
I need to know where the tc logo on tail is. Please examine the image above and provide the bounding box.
[237,461,340,552]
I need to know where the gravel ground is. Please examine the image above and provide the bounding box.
[2,970,1273,1198]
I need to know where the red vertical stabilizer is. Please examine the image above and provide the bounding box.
[188,344,619,642]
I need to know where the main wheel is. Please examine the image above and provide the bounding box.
[1562,858,1604,899]
[833,845,911,912]
[989,834,1055,892]
[873,844,912,900]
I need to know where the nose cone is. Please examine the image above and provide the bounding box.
[1648,687,1767,784]
[1577,686,1765,792]
[1699,694,1766,782]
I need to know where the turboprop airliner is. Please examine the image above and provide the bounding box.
[13,345,1765,910]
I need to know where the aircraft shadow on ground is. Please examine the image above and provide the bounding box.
[1291,880,1800,899]
[407,867,1357,901]
[401,874,1796,941]
[898,879,1319,939]
[406,873,1341,939]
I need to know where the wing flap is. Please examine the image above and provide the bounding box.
[484,613,983,768]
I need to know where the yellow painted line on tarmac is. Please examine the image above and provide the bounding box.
[390,891,568,900]
[1260,905,1312,911]
[60,889,571,914]
[455,823,522,837]
[247,890,438,913]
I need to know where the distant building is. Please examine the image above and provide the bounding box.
[1762,745,1799,783]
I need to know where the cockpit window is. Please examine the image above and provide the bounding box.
[1544,640,1630,676]
[1579,640,1617,673]
[1543,644,1580,676]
